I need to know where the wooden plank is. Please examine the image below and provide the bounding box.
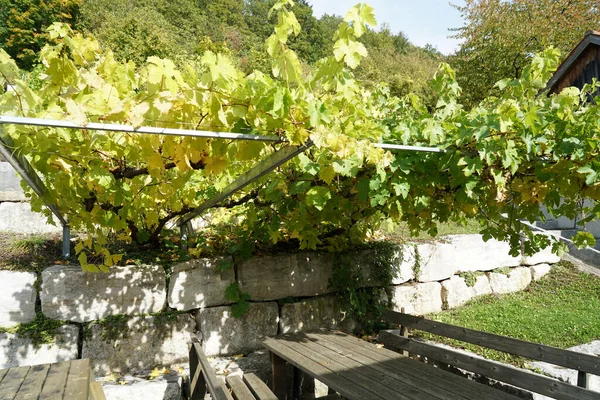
[14,363,51,400]
[263,337,383,400]
[306,332,472,400]
[64,359,90,399]
[243,374,277,400]
[189,338,206,400]
[318,331,517,400]
[39,361,71,399]
[89,382,106,400]
[287,333,453,400]
[380,331,598,400]
[578,371,589,388]
[192,342,233,400]
[0,368,9,385]
[226,375,256,400]
[382,310,600,375]
[0,366,31,399]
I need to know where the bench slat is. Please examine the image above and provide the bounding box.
[382,310,600,375]
[226,375,256,400]
[242,373,277,400]
[14,363,50,400]
[380,330,599,400]
[191,342,233,400]
[0,366,30,399]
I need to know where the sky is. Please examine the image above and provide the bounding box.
[309,0,466,55]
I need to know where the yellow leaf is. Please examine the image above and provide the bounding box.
[148,153,164,178]
[319,165,335,184]
[205,157,228,175]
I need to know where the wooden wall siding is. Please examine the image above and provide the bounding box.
[553,46,600,94]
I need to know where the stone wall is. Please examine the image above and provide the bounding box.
[0,234,560,375]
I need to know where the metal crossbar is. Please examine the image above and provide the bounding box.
[0,115,444,256]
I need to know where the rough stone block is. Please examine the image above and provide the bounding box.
[197,302,279,356]
[280,295,355,334]
[0,325,79,369]
[41,265,166,322]
[83,314,195,375]
[390,245,416,284]
[0,162,26,201]
[390,282,442,315]
[0,271,37,327]
[488,267,532,295]
[168,257,234,311]
[415,235,521,283]
[238,254,334,301]
[441,275,491,309]
[522,235,561,265]
[0,202,61,234]
[530,263,551,281]
[102,376,182,400]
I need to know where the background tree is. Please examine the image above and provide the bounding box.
[0,0,81,70]
[450,0,600,106]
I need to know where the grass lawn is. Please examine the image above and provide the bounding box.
[385,219,482,242]
[419,261,600,368]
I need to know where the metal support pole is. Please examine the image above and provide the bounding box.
[178,141,314,226]
[62,225,71,259]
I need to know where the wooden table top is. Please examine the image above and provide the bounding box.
[263,330,521,400]
[0,359,104,400]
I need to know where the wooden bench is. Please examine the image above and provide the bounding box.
[188,337,278,400]
[0,359,106,399]
[380,309,600,400]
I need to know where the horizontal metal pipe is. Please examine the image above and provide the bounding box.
[0,115,283,142]
[374,143,445,153]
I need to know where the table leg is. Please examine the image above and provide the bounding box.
[271,351,288,400]
[292,367,315,400]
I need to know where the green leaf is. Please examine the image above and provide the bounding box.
[305,187,331,211]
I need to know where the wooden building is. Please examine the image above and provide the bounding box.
[545,30,600,95]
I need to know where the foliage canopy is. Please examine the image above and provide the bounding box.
[0,1,599,270]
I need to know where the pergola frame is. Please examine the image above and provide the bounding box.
[0,115,443,258]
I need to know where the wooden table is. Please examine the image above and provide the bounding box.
[263,330,521,400]
[0,359,105,399]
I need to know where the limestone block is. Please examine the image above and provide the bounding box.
[390,245,416,285]
[102,377,182,400]
[238,253,334,301]
[390,282,442,315]
[197,302,279,356]
[488,267,532,295]
[471,274,493,297]
[0,271,37,327]
[0,202,61,234]
[0,162,26,201]
[41,265,166,322]
[83,314,195,375]
[522,234,561,265]
[168,257,234,311]
[280,295,355,334]
[0,325,79,369]
[441,275,491,309]
[530,263,551,281]
[415,235,521,283]
[318,245,413,288]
